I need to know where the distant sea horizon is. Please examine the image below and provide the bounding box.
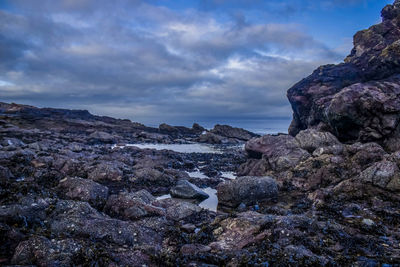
[143,118,291,135]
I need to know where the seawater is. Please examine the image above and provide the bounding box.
[113,143,244,154]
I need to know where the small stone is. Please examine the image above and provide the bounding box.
[362,218,375,226]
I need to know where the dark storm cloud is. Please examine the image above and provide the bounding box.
[0,0,344,125]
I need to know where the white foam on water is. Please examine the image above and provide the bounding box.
[156,194,171,200]
[113,143,225,154]
[221,171,236,179]
[186,170,209,179]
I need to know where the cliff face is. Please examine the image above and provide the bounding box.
[287,0,400,151]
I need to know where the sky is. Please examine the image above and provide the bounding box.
[0,0,394,130]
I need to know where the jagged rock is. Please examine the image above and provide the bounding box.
[134,131,171,143]
[198,132,226,144]
[104,190,165,220]
[217,176,278,207]
[287,1,400,149]
[180,244,211,255]
[49,200,162,248]
[88,162,123,182]
[192,123,205,133]
[57,177,109,208]
[88,131,117,143]
[158,123,203,138]
[283,245,329,265]
[210,124,258,141]
[289,154,347,191]
[159,123,179,133]
[245,134,310,172]
[130,168,176,187]
[170,180,209,200]
[312,145,344,157]
[0,197,49,226]
[295,129,341,153]
[210,211,275,250]
[11,236,83,266]
[358,160,400,190]
[154,198,202,221]
[346,142,387,167]
[109,250,153,267]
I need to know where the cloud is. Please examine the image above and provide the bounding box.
[0,0,345,127]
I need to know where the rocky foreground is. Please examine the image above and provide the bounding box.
[3,1,400,266]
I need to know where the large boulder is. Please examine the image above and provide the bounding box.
[57,176,109,208]
[154,198,202,221]
[245,134,310,172]
[358,160,400,190]
[88,131,117,143]
[11,237,83,266]
[287,1,400,149]
[210,211,275,251]
[210,124,258,141]
[217,176,278,208]
[49,200,162,249]
[295,129,341,153]
[88,162,123,182]
[130,167,176,187]
[170,180,209,200]
[104,190,165,220]
[197,132,227,144]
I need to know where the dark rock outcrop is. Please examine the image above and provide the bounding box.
[57,176,109,208]
[217,176,278,208]
[210,124,258,141]
[245,134,310,171]
[287,0,400,150]
[104,190,165,220]
[170,180,209,200]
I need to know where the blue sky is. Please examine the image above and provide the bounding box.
[0,0,394,128]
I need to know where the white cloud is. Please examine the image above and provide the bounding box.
[0,0,345,125]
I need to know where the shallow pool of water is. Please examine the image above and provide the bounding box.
[198,187,218,212]
[186,170,209,179]
[221,171,236,179]
[155,187,218,212]
[113,143,226,154]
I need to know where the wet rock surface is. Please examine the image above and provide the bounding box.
[170,180,210,200]
[287,0,400,150]
[2,2,400,266]
[217,176,278,208]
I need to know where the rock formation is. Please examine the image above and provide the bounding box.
[287,0,400,151]
[2,1,400,266]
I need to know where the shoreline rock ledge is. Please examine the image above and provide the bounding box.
[287,0,400,152]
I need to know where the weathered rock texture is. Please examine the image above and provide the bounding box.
[287,0,400,151]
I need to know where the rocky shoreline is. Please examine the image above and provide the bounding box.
[2,1,400,266]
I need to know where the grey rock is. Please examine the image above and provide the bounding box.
[154,198,202,221]
[170,180,209,200]
[210,124,258,141]
[295,129,341,153]
[12,236,83,266]
[50,200,162,248]
[245,134,310,172]
[217,176,278,207]
[130,168,175,187]
[358,160,400,190]
[88,162,123,182]
[287,1,400,147]
[57,177,109,208]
